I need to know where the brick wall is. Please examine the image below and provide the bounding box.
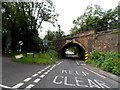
[94,30,119,52]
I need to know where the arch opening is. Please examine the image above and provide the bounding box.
[60,42,85,60]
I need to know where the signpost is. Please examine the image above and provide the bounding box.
[18,41,23,53]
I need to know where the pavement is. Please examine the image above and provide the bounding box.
[1,56,120,90]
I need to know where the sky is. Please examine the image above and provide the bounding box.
[39,0,120,38]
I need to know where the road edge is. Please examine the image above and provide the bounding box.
[82,63,120,83]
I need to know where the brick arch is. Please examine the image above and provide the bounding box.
[60,41,86,60]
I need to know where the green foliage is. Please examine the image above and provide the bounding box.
[2,1,58,53]
[12,52,57,64]
[44,29,64,54]
[88,51,120,76]
[70,4,118,35]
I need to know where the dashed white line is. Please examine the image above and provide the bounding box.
[12,83,24,88]
[83,67,106,78]
[34,78,41,83]
[41,69,45,72]
[24,78,32,82]
[25,84,34,88]
[11,65,55,89]
[49,68,53,71]
[45,65,51,69]
[40,75,45,78]
[46,70,50,73]
[32,73,38,77]
[0,84,12,89]
[44,72,48,75]
[57,61,63,65]
[37,71,42,74]
[76,61,79,65]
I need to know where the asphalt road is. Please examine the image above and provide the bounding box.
[1,57,119,89]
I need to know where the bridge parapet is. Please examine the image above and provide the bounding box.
[57,29,119,60]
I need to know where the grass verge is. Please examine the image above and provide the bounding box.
[12,53,57,65]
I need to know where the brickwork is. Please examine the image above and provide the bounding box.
[59,30,119,53]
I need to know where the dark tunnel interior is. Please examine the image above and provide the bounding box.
[61,42,85,60]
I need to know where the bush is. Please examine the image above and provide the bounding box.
[91,51,105,62]
[88,50,120,76]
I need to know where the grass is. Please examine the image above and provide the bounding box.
[12,53,57,65]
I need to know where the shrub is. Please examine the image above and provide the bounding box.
[100,59,114,72]
[88,50,120,76]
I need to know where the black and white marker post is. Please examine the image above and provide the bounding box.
[18,41,23,53]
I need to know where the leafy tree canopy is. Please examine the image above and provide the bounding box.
[70,4,119,35]
[2,0,58,53]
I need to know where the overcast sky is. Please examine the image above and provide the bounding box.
[39,0,120,38]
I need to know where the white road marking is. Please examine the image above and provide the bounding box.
[25,84,34,88]
[46,70,50,73]
[76,61,79,65]
[40,75,45,78]
[83,67,106,78]
[32,73,38,77]
[37,71,42,74]
[41,69,45,72]
[49,65,56,70]
[0,84,12,89]
[34,78,41,83]
[64,76,75,86]
[12,83,24,88]
[11,65,55,89]
[52,65,56,68]
[49,68,53,71]
[82,71,87,76]
[57,61,63,65]
[24,78,32,82]
[44,72,48,75]
[45,65,51,69]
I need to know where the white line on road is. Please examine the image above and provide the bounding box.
[76,61,79,65]
[37,71,42,74]
[41,69,45,72]
[32,73,38,77]
[0,84,12,89]
[83,67,106,78]
[45,65,51,69]
[12,83,24,88]
[46,70,50,73]
[25,84,34,88]
[44,72,48,75]
[82,71,87,76]
[40,75,45,78]
[34,78,41,83]
[24,78,32,82]
[57,61,63,65]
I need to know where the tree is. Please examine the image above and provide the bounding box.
[70,4,118,35]
[44,27,64,51]
[2,0,58,53]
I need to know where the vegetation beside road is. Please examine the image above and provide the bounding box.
[86,51,120,76]
[12,50,57,64]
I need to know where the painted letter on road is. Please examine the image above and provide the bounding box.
[53,76,63,84]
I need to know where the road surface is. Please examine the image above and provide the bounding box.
[1,57,119,89]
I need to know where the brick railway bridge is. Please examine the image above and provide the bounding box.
[56,30,119,60]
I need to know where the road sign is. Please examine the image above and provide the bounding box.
[19,41,23,45]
